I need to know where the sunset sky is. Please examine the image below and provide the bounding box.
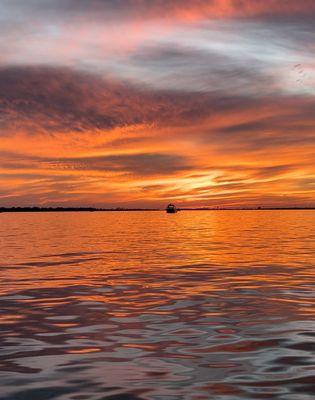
[0,0,314,208]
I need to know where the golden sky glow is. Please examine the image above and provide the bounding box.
[0,0,314,207]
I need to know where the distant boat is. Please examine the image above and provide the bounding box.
[166,203,178,213]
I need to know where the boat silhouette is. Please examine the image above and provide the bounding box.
[166,204,177,213]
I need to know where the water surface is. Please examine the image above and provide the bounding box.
[0,211,314,399]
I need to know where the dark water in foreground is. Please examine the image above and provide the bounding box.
[0,211,314,400]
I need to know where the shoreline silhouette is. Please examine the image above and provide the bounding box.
[0,206,314,213]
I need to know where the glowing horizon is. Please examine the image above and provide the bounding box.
[0,0,314,208]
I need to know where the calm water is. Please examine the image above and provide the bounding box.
[0,211,314,400]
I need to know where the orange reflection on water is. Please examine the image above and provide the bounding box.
[0,211,314,399]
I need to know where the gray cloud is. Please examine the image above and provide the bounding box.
[0,66,142,134]
[0,66,200,134]
[51,153,193,175]
[0,65,274,135]
[1,65,315,159]
[0,151,193,176]
[1,2,315,96]
[126,43,277,94]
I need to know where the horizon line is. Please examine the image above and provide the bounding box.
[1,206,315,213]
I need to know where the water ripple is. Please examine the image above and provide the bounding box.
[0,211,314,399]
